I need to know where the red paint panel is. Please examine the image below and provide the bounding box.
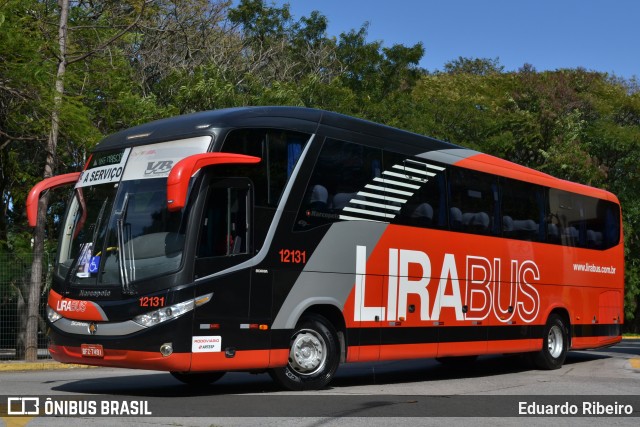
[455,153,618,202]
[48,345,191,371]
[48,289,108,321]
[166,153,260,211]
[341,221,623,359]
[26,172,81,227]
[49,344,290,372]
[571,335,621,350]
[438,341,487,358]
[379,343,439,360]
[488,338,541,354]
[191,350,274,371]
[347,346,382,363]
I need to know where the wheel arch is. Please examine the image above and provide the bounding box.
[298,303,348,363]
[546,306,572,348]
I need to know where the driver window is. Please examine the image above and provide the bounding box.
[198,185,249,257]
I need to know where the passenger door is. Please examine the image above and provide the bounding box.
[192,178,258,356]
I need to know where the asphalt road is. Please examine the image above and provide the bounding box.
[1,340,639,426]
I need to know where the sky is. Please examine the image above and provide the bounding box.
[269,0,640,79]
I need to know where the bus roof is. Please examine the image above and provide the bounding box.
[94,106,456,153]
[94,106,619,204]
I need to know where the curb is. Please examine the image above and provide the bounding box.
[0,361,96,372]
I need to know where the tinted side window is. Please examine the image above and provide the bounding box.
[296,138,382,229]
[385,152,447,229]
[501,179,545,242]
[198,184,250,258]
[221,129,310,207]
[448,168,500,235]
[549,189,620,249]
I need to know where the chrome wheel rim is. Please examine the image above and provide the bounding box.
[289,329,327,376]
[547,325,563,358]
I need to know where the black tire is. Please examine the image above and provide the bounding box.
[532,314,569,370]
[269,314,340,391]
[170,371,225,386]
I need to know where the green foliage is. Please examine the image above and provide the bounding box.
[444,57,504,75]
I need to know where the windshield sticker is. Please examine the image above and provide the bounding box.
[122,136,211,181]
[88,256,101,274]
[76,148,130,188]
[76,243,93,278]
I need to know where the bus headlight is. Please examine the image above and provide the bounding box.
[47,306,62,323]
[133,293,213,327]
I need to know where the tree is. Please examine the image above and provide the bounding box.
[24,0,150,362]
[443,56,504,76]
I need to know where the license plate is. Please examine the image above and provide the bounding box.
[81,344,104,358]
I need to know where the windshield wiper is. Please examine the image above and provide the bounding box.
[116,193,136,294]
[67,194,108,282]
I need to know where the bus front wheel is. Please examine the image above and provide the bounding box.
[532,314,568,370]
[269,314,340,391]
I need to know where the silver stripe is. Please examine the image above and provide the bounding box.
[52,317,146,336]
[342,207,396,218]
[373,177,421,189]
[406,158,446,171]
[271,221,388,329]
[356,191,406,204]
[349,199,401,211]
[338,215,384,222]
[392,164,436,177]
[382,170,427,183]
[365,184,413,197]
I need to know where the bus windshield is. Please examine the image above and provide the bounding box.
[56,178,186,290]
[55,136,211,291]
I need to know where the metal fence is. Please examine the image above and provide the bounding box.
[0,253,52,360]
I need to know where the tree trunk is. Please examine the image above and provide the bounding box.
[15,278,28,360]
[25,0,69,362]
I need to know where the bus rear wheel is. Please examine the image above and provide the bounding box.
[532,314,568,370]
[170,371,225,386]
[269,314,340,391]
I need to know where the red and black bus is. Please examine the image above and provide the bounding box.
[28,107,624,390]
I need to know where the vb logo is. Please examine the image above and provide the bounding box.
[144,160,173,176]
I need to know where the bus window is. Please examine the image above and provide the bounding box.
[198,182,250,258]
[548,189,620,250]
[448,168,499,235]
[221,129,310,207]
[295,138,382,229]
[501,179,545,242]
[384,151,447,229]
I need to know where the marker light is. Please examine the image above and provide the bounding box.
[159,343,173,357]
[133,293,213,327]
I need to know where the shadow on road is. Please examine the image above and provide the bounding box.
[51,350,613,397]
